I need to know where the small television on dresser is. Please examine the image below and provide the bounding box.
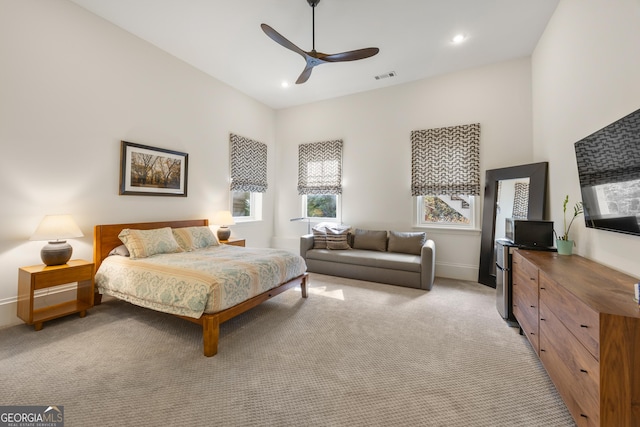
[574,107,640,236]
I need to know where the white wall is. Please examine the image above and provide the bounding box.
[273,58,535,281]
[0,0,276,326]
[532,0,640,277]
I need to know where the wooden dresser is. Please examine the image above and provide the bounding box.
[512,250,640,426]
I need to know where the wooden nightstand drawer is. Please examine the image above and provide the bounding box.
[31,263,93,290]
[221,238,245,247]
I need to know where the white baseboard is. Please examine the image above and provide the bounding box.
[435,262,479,282]
[0,284,79,329]
[0,301,21,329]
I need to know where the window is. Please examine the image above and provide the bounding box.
[298,140,343,220]
[411,124,480,229]
[302,194,339,219]
[229,134,267,222]
[232,191,263,221]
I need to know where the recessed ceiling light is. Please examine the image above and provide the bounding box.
[281,81,290,88]
[452,34,466,44]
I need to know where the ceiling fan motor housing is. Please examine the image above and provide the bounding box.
[307,0,321,7]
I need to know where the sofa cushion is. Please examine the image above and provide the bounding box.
[388,231,426,255]
[326,227,350,250]
[352,229,387,251]
[306,248,421,272]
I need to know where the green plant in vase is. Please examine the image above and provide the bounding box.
[556,195,583,255]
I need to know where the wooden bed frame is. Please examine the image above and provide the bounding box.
[93,219,308,357]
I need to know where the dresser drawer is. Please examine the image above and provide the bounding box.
[539,271,600,359]
[512,251,538,288]
[540,301,600,426]
[513,301,539,353]
[512,279,539,353]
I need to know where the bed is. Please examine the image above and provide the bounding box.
[93,219,308,357]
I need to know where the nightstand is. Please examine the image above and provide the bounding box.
[17,259,95,331]
[220,238,245,247]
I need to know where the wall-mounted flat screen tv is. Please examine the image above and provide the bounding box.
[574,107,640,236]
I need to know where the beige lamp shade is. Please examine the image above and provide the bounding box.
[213,211,235,241]
[30,215,84,266]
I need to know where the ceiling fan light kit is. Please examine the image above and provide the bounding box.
[261,0,379,84]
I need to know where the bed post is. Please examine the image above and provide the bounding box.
[202,315,220,357]
[301,273,309,298]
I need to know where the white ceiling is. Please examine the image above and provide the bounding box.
[68,0,560,110]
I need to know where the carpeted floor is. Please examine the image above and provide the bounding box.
[0,274,575,426]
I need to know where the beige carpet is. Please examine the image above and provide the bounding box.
[0,274,575,426]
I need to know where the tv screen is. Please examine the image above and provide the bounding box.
[574,107,640,236]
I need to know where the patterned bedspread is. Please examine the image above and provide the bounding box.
[95,245,307,318]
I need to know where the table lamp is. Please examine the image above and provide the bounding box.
[213,210,235,241]
[30,214,84,266]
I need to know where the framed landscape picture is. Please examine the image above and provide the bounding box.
[119,141,188,196]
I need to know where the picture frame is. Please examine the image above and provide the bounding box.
[119,141,188,196]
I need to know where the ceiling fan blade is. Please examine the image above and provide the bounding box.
[261,23,306,58]
[322,47,380,62]
[296,64,315,84]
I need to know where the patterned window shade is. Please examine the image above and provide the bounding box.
[298,140,343,195]
[411,123,480,196]
[512,182,530,219]
[230,133,268,193]
[575,108,640,187]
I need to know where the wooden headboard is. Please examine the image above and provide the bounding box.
[93,219,208,271]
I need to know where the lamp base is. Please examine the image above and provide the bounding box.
[217,226,231,241]
[41,241,72,266]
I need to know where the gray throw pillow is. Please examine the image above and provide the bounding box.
[388,231,426,255]
[352,229,388,251]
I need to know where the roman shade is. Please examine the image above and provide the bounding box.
[411,123,480,196]
[298,140,343,195]
[230,133,268,193]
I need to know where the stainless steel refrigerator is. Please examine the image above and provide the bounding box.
[495,239,517,324]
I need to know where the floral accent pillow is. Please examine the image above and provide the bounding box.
[172,226,219,251]
[118,227,183,259]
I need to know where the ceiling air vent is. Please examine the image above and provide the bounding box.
[375,71,396,80]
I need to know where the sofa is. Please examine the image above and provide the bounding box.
[300,226,436,290]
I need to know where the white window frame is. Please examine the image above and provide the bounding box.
[413,195,479,230]
[231,191,263,223]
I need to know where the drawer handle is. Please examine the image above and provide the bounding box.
[580,369,588,373]
[530,305,535,308]
[530,277,535,281]
[540,349,546,352]
[540,318,546,321]
[540,287,545,290]
[580,414,588,419]
[580,324,589,328]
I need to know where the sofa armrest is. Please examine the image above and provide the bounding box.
[300,234,314,259]
[420,239,436,290]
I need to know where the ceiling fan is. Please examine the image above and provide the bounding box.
[261,0,379,84]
